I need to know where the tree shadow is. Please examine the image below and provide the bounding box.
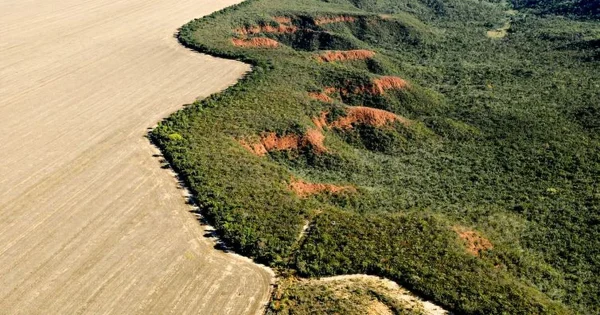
[145,129,234,254]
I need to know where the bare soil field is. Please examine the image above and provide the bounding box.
[0,0,273,314]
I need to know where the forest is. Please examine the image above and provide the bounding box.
[511,0,600,18]
[151,0,599,313]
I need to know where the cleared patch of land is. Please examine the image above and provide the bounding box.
[269,275,447,314]
[318,275,447,315]
[487,21,511,38]
[487,5,516,39]
[0,0,272,314]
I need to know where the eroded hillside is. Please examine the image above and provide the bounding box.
[152,0,600,313]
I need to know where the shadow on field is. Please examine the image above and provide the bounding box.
[145,131,234,253]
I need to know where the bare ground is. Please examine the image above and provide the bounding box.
[319,275,448,315]
[0,0,273,313]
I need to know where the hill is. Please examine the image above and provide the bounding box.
[151,0,600,313]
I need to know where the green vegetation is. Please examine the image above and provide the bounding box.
[511,0,600,19]
[151,0,599,313]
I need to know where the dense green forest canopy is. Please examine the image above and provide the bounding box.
[152,0,599,313]
[511,0,600,18]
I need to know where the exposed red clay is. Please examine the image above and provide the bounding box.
[231,37,279,48]
[313,107,411,131]
[453,226,494,257]
[289,178,356,198]
[322,76,409,98]
[331,106,411,129]
[303,128,327,153]
[239,129,327,156]
[370,76,409,94]
[316,50,376,62]
[238,139,268,156]
[314,15,356,25]
[309,92,333,103]
[312,111,329,130]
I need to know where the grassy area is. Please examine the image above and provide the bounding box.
[151,0,599,313]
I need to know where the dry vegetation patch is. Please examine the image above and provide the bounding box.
[314,15,356,25]
[323,76,409,97]
[273,16,292,24]
[320,275,447,315]
[309,92,333,103]
[289,178,356,198]
[323,86,338,94]
[368,300,394,315]
[231,37,279,48]
[236,24,297,35]
[309,275,446,314]
[316,50,376,62]
[487,20,511,39]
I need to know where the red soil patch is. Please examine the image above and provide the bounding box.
[314,15,356,26]
[289,178,356,198]
[309,92,333,103]
[261,132,301,151]
[330,106,411,129]
[321,76,409,98]
[235,24,297,35]
[371,76,409,94]
[316,50,375,62]
[453,226,494,257]
[239,129,327,156]
[312,107,411,130]
[231,38,279,48]
[303,129,327,153]
[312,111,329,130]
[238,139,268,156]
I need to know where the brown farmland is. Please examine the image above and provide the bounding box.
[0,0,272,314]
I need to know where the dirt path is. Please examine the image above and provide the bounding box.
[0,0,273,314]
